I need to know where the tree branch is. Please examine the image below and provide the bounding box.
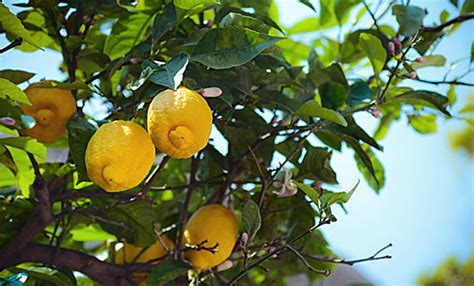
[423,13,474,32]
[302,243,393,266]
[0,243,133,286]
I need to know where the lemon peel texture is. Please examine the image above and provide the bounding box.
[20,85,76,143]
[147,87,212,159]
[85,121,155,193]
[182,204,238,270]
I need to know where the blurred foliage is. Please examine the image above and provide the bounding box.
[417,255,474,286]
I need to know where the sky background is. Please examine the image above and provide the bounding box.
[1,0,473,285]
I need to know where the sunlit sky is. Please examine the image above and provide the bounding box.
[1,0,473,285]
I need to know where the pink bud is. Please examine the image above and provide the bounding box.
[200,87,222,98]
[416,57,427,63]
[130,57,139,65]
[206,20,214,28]
[409,71,417,79]
[216,260,233,272]
[0,117,16,126]
[388,42,395,56]
[370,108,382,119]
[393,37,402,51]
[241,232,248,245]
[314,181,323,189]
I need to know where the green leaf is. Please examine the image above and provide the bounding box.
[408,55,446,71]
[148,53,190,89]
[152,3,177,44]
[359,33,387,76]
[320,180,359,207]
[0,79,31,105]
[348,80,372,106]
[9,266,74,286]
[0,199,34,246]
[98,201,157,247]
[242,199,262,242]
[70,224,115,242]
[353,144,385,192]
[192,27,284,69]
[334,0,362,24]
[104,12,155,60]
[390,90,451,116]
[67,116,97,182]
[461,0,474,14]
[331,116,382,150]
[0,137,46,159]
[0,70,35,84]
[296,100,348,126]
[173,0,218,10]
[299,147,338,184]
[408,114,437,134]
[0,3,43,50]
[292,181,320,204]
[298,0,316,11]
[220,12,271,33]
[392,4,426,37]
[32,80,90,90]
[471,42,474,63]
[146,259,191,286]
[319,82,347,110]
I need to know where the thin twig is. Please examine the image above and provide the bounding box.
[423,13,474,32]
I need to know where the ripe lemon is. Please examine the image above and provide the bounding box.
[147,87,212,159]
[116,236,174,286]
[182,204,238,270]
[85,121,155,192]
[20,84,76,143]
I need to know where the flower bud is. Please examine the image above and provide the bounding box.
[393,37,402,51]
[241,232,248,245]
[216,260,233,272]
[370,108,382,119]
[201,87,222,98]
[0,117,16,126]
[130,57,139,65]
[409,71,417,79]
[388,42,395,56]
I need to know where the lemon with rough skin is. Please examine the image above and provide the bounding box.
[147,87,212,159]
[116,236,174,286]
[183,204,238,270]
[85,121,155,192]
[20,84,76,143]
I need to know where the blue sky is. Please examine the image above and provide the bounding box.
[1,0,473,285]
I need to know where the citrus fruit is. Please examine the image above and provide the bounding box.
[182,204,238,270]
[116,236,174,286]
[147,87,212,159]
[85,121,155,192]
[20,84,76,143]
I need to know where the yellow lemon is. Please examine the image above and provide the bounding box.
[183,204,238,270]
[116,236,174,286]
[147,87,212,159]
[20,84,76,143]
[85,121,155,192]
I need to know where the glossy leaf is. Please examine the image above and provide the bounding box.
[0,3,43,50]
[0,79,31,105]
[292,181,320,204]
[299,147,338,184]
[353,144,385,192]
[192,27,283,69]
[32,80,90,90]
[9,265,74,286]
[242,199,262,242]
[296,100,347,126]
[348,80,372,106]
[359,33,386,76]
[67,116,97,182]
[0,70,35,84]
[174,0,218,10]
[0,137,46,159]
[152,3,177,44]
[408,114,437,134]
[390,90,451,116]
[320,180,359,207]
[392,5,426,37]
[147,259,191,285]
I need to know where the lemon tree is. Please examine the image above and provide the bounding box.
[0,0,473,285]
